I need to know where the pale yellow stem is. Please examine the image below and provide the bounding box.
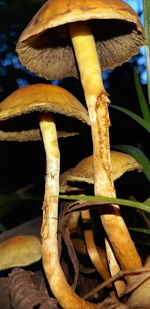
[105,238,126,297]
[68,210,116,296]
[70,21,142,276]
[70,22,113,197]
[81,210,110,281]
[81,210,116,298]
[39,113,98,309]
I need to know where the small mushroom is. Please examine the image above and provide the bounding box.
[80,209,118,297]
[0,84,102,309]
[60,151,142,295]
[16,1,144,273]
[0,235,41,270]
[81,209,126,296]
[60,151,142,191]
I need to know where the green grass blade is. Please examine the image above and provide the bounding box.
[144,198,150,206]
[129,227,150,235]
[59,194,150,213]
[143,0,150,105]
[110,104,150,133]
[113,145,150,181]
[133,68,150,121]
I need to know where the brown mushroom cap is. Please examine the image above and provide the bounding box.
[16,0,145,80]
[0,235,41,270]
[0,83,89,141]
[60,151,142,192]
[69,151,142,183]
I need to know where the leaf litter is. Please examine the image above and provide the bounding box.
[0,199,150,308]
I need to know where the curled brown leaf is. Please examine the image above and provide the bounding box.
[58,201,79,290]
[9,268,59,309]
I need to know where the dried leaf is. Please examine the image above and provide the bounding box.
[122,270,150,296]
[0,235,41,270]
[0,277,11,309]
[59,201,79,290]
[66,199,102,213]
[83,267,150,301]
[9,268,59,309]
[97,297,128,308]
[124,269,150,307]
[77,272,102,301]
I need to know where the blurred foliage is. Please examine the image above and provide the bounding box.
[0,0,47,100]
[114,144,150,181]
[143,0,150,102]
[111,69,150,180]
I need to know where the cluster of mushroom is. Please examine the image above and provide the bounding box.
[0,0,146,308]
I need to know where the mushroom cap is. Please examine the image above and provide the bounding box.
[0,235,41,270]
[16,0,145,80]
[60,151,142,192]
[0,83,89,141]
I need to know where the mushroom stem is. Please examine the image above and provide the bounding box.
[81,210,111,282]
[68,209,115,296]
[70,22,113,197]
[105,238,126,297]
[81,210,116,298]
[70,21,142,272]
[39,113,99,309]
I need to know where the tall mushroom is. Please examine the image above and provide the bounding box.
[0,84,103,309]
[16,0,145,273]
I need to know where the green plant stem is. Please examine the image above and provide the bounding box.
[113,144,150,181]
[110,104,150,133]
[133,67,150,121]
[59,195,150,213]
[129,227,150,235]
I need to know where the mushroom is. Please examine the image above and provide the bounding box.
[60,151,142,191]
[0,235,41,271]
[72,237,107,264]
[72,235,117,298]
[16,0,145,195]
[60,151,142,294]
[0,83,89,141]
[16,0,145,273]
[0,84,103,309]
[81,208,120,297]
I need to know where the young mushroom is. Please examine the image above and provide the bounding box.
[0,84,103,309]
[60,151,142,295]
[0,235,41,271]
[16,0,145,273]
[60,151,142,191]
